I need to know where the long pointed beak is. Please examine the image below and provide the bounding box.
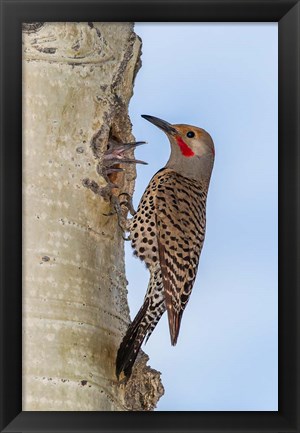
[141,114,177,135]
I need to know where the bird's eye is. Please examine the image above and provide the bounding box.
[186,131,195,138]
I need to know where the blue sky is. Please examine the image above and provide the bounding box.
[125,23,278,411]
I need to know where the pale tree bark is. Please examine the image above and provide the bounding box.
[22,22,164,411]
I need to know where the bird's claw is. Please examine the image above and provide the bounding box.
[82,178,112,201]
[101,193,134,238]
[118,192,136,216]
[109,195,132,239]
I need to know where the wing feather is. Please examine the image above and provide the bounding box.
[154,171,206,345]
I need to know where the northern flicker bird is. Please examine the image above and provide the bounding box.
[116,115,215,379]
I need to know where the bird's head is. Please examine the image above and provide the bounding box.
[141,114,215,183]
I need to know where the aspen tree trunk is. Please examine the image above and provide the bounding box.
[22,22,164,411]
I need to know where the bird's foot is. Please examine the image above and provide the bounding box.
[103,194,133,240]
[82,178,112,201]
[118,192,136,216]
[82,181,133,240]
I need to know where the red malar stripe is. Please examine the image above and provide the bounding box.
[176,137,195,157]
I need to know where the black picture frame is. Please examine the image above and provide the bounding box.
[0,0,299,432]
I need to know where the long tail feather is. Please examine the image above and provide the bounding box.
[116,299,150,379]
[116,266,166,379]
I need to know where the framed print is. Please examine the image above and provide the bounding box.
[0,0,299,432]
